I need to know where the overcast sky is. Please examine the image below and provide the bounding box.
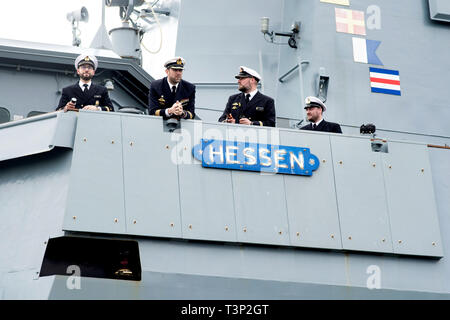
[0,0,178,78]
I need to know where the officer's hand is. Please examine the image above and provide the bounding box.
[63,101,76,112]
[82,105,100,111]
[226,118,236,123]
[239,118,251,125]
[168,102,181,116]
[173,101,184,116]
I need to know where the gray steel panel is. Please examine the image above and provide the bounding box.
[429,0,450,22]
[429,148,450,290]
[44,271,450,299]
[0,149,70,283]
[331,136,393,253]
[281,131,342,250]
[0,113,58,162]
[177,121,237,241]
[50,112,77,149]
[229,126,290,245]
[121,115,182,238]
[63,112,126,234]
[382,142,443,257]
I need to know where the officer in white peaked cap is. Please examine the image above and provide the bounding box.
[218,66,276,127]
[234,66,262,82]
[74,54,98,71]
[304,96,327,111]
[164,57,186,70]
[147,56,196,120]
[56,53,113,112]
[300,96,342,133]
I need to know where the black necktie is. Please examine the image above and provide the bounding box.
[245,94,250,104]
[171,85,176,96]
[83,84,89,92]
[313,123,317,130]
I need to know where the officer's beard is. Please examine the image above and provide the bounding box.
[80,74,93,81]
[168,74,181,85]
[238,84,250,93]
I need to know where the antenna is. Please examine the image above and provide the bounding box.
[90,0,114,50]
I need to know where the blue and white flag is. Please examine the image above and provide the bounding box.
[352,37,383,65]
[369,67,401,96]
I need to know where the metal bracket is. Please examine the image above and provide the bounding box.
[317,67,329,102]
[164,118,181,133]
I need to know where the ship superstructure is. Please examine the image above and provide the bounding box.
[0,0,449,299]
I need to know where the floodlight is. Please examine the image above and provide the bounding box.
[66,7,89,23]
[66,7,89,47]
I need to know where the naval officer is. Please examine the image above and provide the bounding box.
[218,66,276,127]
[148,57,195,120]
[56,53,114,112]
[300,96,342,133]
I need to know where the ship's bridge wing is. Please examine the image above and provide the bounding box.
[0,38,153,110]
[1,111,442,258]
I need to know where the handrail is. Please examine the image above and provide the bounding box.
[428,144,450,150]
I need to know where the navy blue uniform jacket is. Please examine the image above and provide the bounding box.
[300,120,342,133]
[148,77,196,120]
[218,91,276,127]
[56,83,114,111]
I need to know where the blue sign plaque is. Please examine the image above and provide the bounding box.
[192,139,319,176]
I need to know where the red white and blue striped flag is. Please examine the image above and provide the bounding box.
[369,67,401,96]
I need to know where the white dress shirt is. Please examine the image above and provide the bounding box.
[79,80,92,91]
[78,80,101,110]
[165,79,180,117]
[245,89,258,101]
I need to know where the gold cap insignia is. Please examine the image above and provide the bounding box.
[176,59,182,65]
[84,56,90,61]
[306,98,311,104]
